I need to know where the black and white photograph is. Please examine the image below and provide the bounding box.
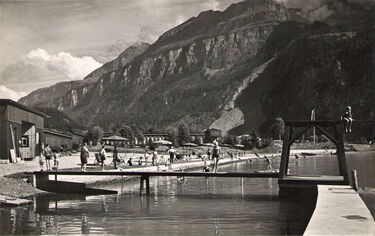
[0,0,374,235]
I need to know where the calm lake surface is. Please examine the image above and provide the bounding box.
[0,152,374,235]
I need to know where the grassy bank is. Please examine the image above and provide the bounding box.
[0,177,45,199]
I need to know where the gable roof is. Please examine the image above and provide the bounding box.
[0,99,48,118]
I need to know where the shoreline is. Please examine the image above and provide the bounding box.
[0,148,374,200]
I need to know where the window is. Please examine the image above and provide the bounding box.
[21,136,29,147]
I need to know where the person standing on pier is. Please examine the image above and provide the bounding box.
[341,106,353,132]
[99,145,107,170]
[212,141,221,173]
[80,143,89,172]
[168,146,176,165]
[42,144,53,171]
[112,145,121,169]
[152,151,157,166]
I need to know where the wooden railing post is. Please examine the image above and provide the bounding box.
[335,124,349,184]
[145,176,150,195]
[351,170,359,191]
[140,176,145,195]
[279,125,292,179]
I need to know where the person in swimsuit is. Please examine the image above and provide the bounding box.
[212,141,221,173]
[341,106,353,132]
[80,143,89,171]
[43,144,53,171]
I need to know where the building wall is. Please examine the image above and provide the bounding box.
[64,131,84,145]
[45,133,73,150]
[0,104,44,161]
[7,105,44,129]
[72,134,84,145]
[0,109,8,160]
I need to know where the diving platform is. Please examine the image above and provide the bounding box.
[278,120,349,197]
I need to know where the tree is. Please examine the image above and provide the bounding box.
[192,136,201,145]
[250,130,260,148]
[166,128,179,147]
[119,125,134,146]
[270,117,285,140]
[240,136,254,150]
[132,126,144,144]
[109,123,119,134]
[223,135,238,146]
[203,129,215,143]
[178,124,191,146]
[85,126,103,146]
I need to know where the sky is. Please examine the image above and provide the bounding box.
[0,0,241,100]
[2,0,370,101]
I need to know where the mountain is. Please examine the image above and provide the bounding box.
[20,0,375,141]
[35,107,85,131]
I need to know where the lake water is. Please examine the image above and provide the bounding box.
[0,152,374,235]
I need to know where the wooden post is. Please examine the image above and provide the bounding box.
[351,170,359,191]
[145,176,150,195]
[55,173,58,192]
[279,126,292,179]
[32,174,36,188]
[140,176,145,195]
[335,124,349,184]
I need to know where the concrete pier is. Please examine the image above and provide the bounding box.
[304,185,375,236]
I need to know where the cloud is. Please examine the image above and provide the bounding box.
[0,49,103,94]
[137,26,159,43]
[205,0,220,11]
[0,85,27,101]
[25,48,102,80]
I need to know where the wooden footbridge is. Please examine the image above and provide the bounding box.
[32,120,351,196]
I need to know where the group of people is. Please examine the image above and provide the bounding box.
[39,144,58,171]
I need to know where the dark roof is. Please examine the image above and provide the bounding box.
[0,99,48,118]
[64,129,85,137]
[44,129,73,139]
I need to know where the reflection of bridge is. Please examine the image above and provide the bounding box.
[33,171,280,195]
[33,121,350,197]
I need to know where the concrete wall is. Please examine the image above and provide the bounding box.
[304,185,375,236]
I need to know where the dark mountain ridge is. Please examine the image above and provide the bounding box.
[20,0,375,141]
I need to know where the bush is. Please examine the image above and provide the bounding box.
[258,138,273,149]
[149,142,157,151]
[72,143,80,151]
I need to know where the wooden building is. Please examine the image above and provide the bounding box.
[44,129,73,151]
[136,134,169,146]
[64,129,85,145]
[101,135,128,146]
[0,99,46,162]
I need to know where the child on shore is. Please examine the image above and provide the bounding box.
[39,155,45,171]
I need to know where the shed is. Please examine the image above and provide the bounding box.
[63,129,85,145]
[44,129,73,151]
[101,135,128,146]
[0,99,47,162]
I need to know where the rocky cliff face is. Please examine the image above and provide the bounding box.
[20,0,290,130]
[19,0,375,140]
